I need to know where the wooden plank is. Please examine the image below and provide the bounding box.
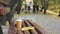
[27,20,48,34]
[22,20,30,34]
[24,20,38,34]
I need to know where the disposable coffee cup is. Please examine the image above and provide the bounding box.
[16,19,22,30]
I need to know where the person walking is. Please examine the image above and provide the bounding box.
[40,1,49,14]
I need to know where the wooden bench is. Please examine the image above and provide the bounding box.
[8,19,48,34]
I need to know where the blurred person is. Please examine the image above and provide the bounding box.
[36,4,39,13]
[25,5,28,13]
[9,0,22,14]
[33,4,39,13]
[25,2,32,13]
[7,0,22,25]
[33,4,36,13]
[40,1,49,14]
[0,4,3,34]
[28,6,31,13]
